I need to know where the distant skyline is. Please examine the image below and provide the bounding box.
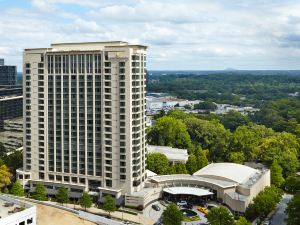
[1,0,300,71]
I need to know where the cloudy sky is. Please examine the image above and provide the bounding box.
[1,0,300,71]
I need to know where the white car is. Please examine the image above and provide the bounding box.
[177,201,187,206]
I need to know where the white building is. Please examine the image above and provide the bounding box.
[126,163,270,213]
[147,145,189,164]
[0,195,36,225]
[18,41,147,202]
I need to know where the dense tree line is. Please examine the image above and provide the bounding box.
[148,74,300,106]
[147,110,300,179]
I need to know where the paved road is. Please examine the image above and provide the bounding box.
[270,194,293,225]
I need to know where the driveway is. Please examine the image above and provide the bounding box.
[143,201,166,223]
[270,193,293,225]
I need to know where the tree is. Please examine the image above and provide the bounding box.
[270,160,285,187]
[103,195,116,217]
[220,110,250,131]
[229,152,245,164]
[10,180,24,196]
[173,162,187,174]
[162,203,183,225]
[285,175,300,193]
[206,206,235,225]
[146,153,170,175]
[32,182,47,200]
[246,186,283,219]
[285,194,300,225]
[185,117,231,161]
[194,101,217,111]
[230,124,274,161]
[186,154,198,174]
[79,192,92,211]
[147,116,193,152]
[56,186,69,205]
[258,132,299,177]
[0,164,11,189]
[3,187,9,194]
[236,216,251,225]
[195,147,209,169]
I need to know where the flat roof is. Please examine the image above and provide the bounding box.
[0,195,32,220]
[147,145,188,162]
[163,187,214,196]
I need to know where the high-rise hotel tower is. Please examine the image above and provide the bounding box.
[18,42,147,200]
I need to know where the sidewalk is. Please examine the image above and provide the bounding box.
[26,198,154,225]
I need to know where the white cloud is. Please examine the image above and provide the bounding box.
[1,0,300,69]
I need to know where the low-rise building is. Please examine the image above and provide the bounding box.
[0,195,36,225]
[147,145,189,164]
[126,163,270,213]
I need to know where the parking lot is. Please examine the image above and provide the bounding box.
[143,201,209,225]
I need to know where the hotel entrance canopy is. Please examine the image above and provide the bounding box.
[163,187,214,197]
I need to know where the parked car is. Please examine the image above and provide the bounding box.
[177,201,188,206]
[263,221,271,225]
[197,207,209,215]
[152,204,161,211]
[185,203,193,209]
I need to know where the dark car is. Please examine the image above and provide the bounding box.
[152,204,161,211]
[185,203,193,209]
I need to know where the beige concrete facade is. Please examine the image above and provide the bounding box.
[126,163,270,213]
[19,41,147,200]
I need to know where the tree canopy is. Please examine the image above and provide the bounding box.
[0,164,11,189]
[10,180,24,196]
[206,206,235,225]
[79,192,93,211]
[56,186,69,205]
[32,182,47,201]
[146,153,169,175]
[162,203,183,225]
[103,195,116,216]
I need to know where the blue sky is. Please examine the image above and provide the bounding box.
[1,0,300,71]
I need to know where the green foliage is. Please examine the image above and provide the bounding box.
[230,124,274,161]
[252,99,300,135]
[146,153,169,175]
[79,192,92,211]
[245,186,283,220]
[103,195,117,215]
[0,164,11,188]
[285,175,300,193]
[206,206,235,225]
[195,147,209,169]
[32,182,47,201]
[186,154,198,174]
[285,194,300,225]
[185,117,231,161]
[56,186,69,205]
[173,162,188,174]
[220,110,250,131]
[3,187,9,194]
[2,150,23,175]
[162,203,183,225]
[270,160,285,187]
[229,151,245,164]
[236,216,251,225]
[194,101,217,111]
[148,74,300,106]
[258,132,300,177]
[147,116,193,151]
[10,180,24,196]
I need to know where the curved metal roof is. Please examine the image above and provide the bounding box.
[193,163,258,184]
